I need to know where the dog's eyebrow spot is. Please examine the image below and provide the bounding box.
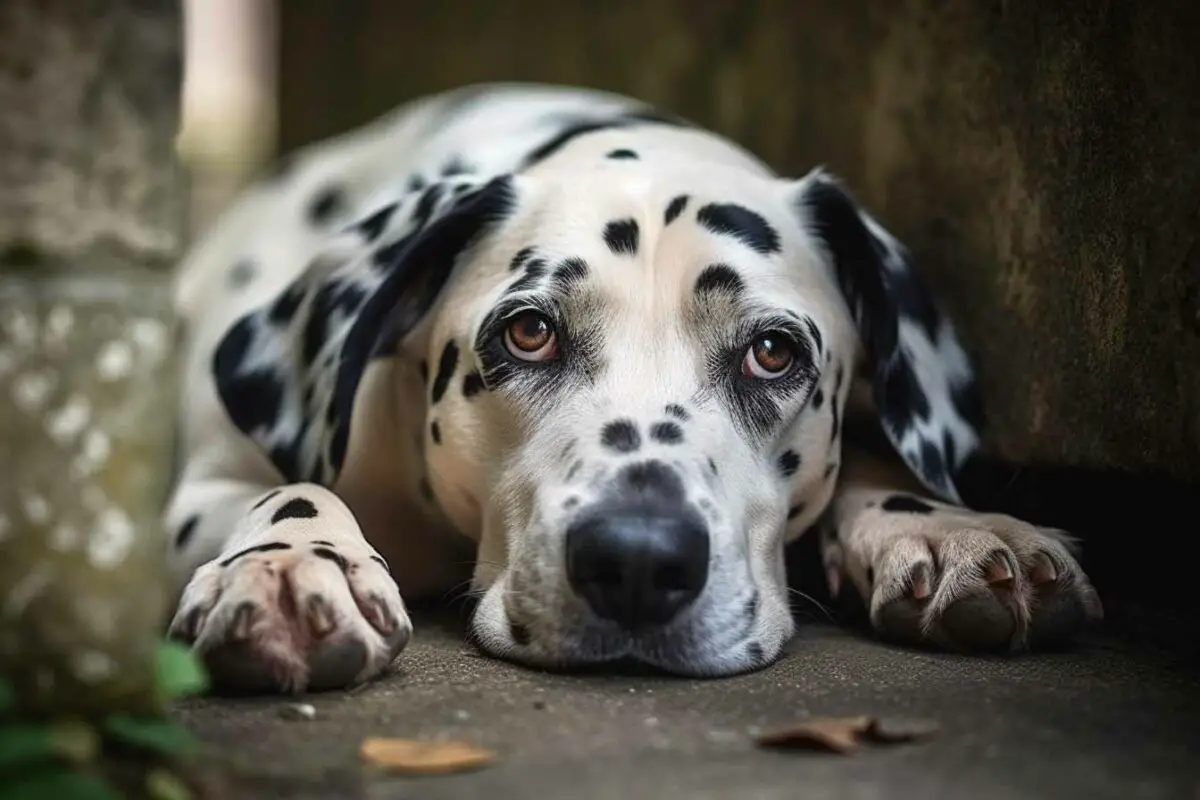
[811,388,825,410]
[462,371,485,398]
[509,246,536,272]
[694,263,744,297]
[566,460,584,481]
[551,257,589,292]
[563,496,580,510]
[649,421,684,444]
[175,515,200,549]
[664,194,689,225]
[600,419,641,453]
[430,340,460,404]
[696,202,781,256]
[881,494,935,514]
[306,184,345,226]
[219,542,291,568]
[356,202,397,242]
[606,148,638,160]
[603,219,640,256]
[430,420,442,444]
[271,497,319,524]
[777,450,801,478]
[786,503,805,520]
[664,403,689,421]
[250,489,282,511]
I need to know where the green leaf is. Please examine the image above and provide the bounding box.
[102,714,198,758]
[153,642,209,702]
[1,766,119,800]
[144,768,193,800]
[0,721,97,771]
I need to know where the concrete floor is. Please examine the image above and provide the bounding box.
[179,611,1200,800]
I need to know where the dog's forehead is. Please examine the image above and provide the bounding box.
[467,166,844,324]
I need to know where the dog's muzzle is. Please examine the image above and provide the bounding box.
[564,462,710,630]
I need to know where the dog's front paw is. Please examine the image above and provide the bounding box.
[168,496,411,693]
[828,496,1103,653]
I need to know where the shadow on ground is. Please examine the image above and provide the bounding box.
[179,606,1200,800]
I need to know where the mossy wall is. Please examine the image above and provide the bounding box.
[280,0,1200,485]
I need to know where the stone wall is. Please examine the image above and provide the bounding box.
[0,0,182,713]
[279,0,1200,486]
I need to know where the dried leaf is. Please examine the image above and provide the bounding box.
[756,715,874,754]
[755,715,938,755]
[360,737,496,775]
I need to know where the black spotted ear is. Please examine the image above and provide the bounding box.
[212,175,517,487]
[789,168,984,504]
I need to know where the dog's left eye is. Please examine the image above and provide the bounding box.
[504,311,559,361]
[742,332,796,379]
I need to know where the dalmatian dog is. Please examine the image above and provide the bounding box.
[164,82,1102,693]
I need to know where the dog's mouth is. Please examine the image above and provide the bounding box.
[468,577,777,678]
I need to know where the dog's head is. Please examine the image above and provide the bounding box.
[214,144,982,676]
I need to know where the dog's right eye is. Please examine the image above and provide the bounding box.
[503,311,559,362]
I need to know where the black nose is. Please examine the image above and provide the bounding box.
[565,510,710,630]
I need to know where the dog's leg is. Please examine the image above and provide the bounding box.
[820,448,1103,653]
[163,478,411,693]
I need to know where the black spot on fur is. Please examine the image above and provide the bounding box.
[787,504,805,521]
[618,459,686,503]
[227,259,256,289]
[606,148,638,160]
[694,263,744,297]
[566,460,584,481]
[649,421,684,444]
[563,496,580,510]
[431,340,459,404]
[406,174,427,193]
[510,246,536,272]
[219,542,291,568]
[744,592,760,620]
[603,219,639,256]
[708,457,718,475]
[271,497,319,524]
[777,450,801,478]
[212,318,284,442]
[551,257,589,293]
[664,195,689,225]
[509,620,532,645]
[307,185,345,226]
[521,109,688,168]
[665,403,689,421]
[879,357,931,439]
[357,203,398,242]
[747,642,765,665]
[268,284,306,325]
[312,546,350,573]
[696,203,781,255]
[250,489,281,511]
[418,478,434,501]
[370,554,389,570]
[462,371,485,397]
[440,155,472,177]
[881,494,935,514]
[811,388,825,410]
[175,515,199,548]
[601,419,641,453]
[430,420,442,444]
[824,462,838,479]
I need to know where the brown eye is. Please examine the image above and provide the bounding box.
[742,332,795,379]
[504,311,558,362]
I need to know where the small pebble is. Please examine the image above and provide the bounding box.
[453,709,471,722]
[532,699,546,710]
[279,703,316,721]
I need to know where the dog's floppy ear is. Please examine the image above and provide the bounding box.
[213,175,518,486]
[788,168,984,504]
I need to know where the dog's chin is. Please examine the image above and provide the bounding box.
[469,579,788,678]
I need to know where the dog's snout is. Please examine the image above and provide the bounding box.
[565,509,709,630]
